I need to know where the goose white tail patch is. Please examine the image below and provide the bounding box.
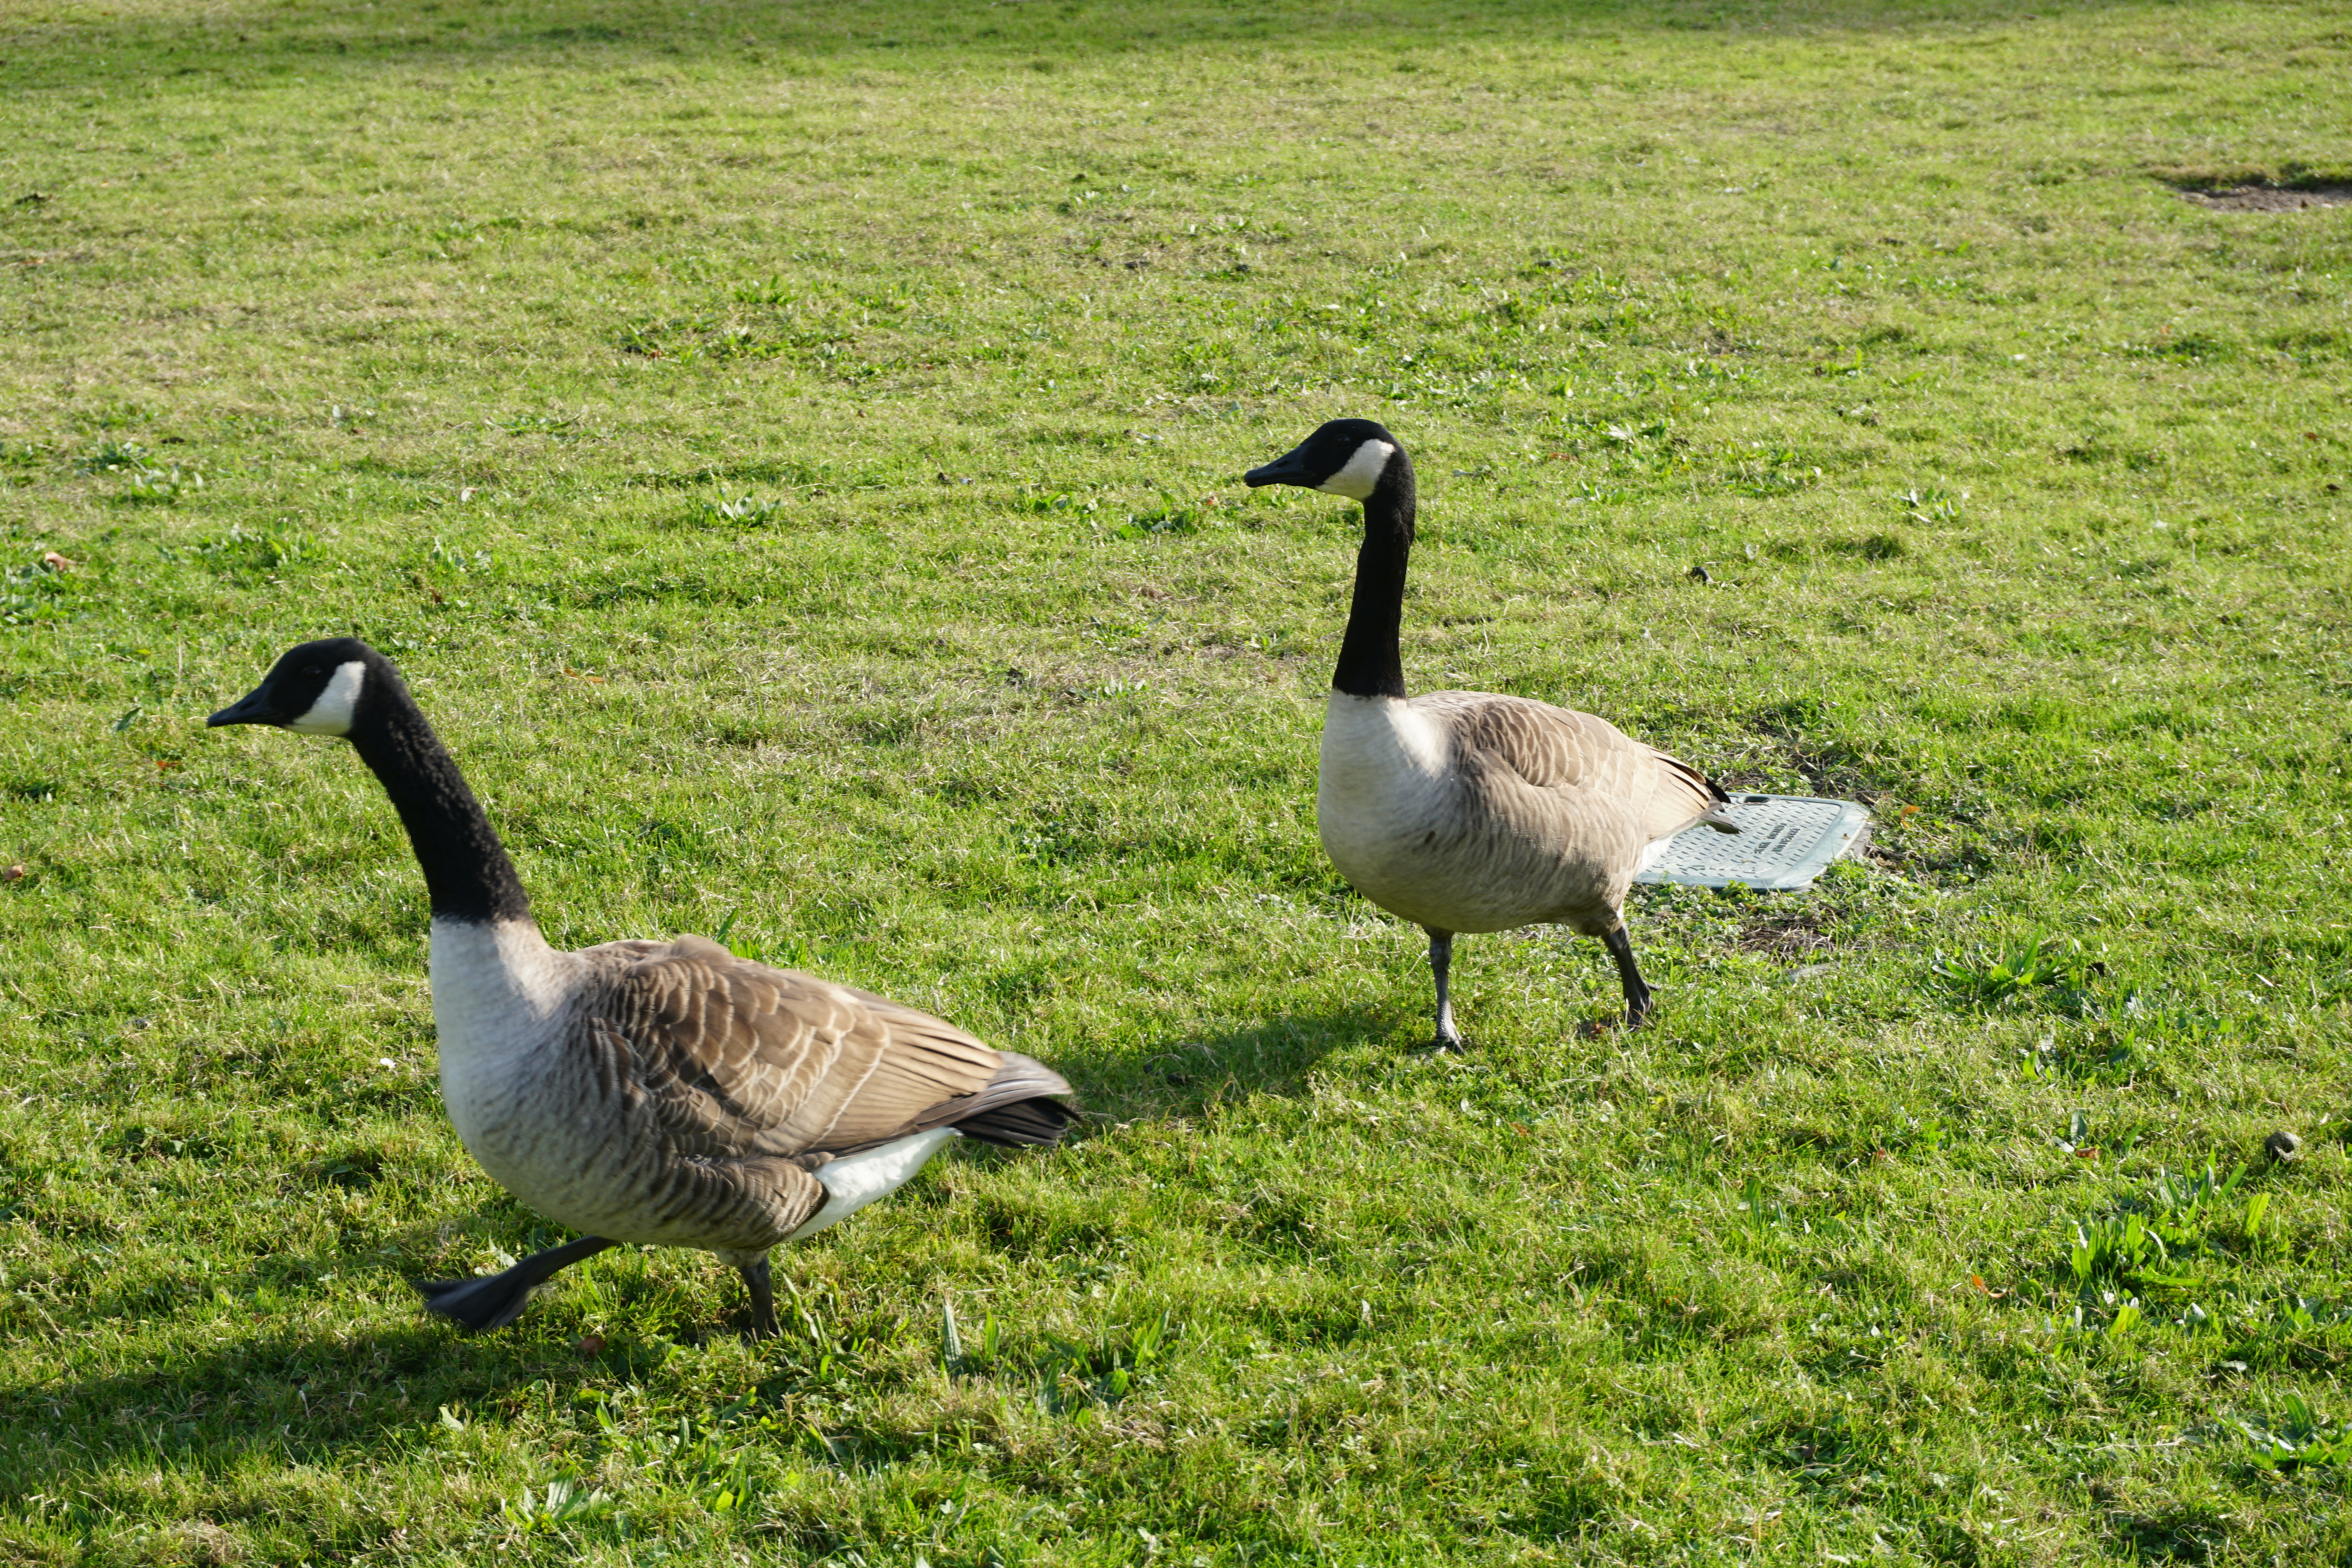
[287,660,367,735]
[1318,439,1395,501]
[786,1127,961,1241]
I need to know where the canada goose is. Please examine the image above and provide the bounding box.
[208,639,1071,1336]
[1244,419,1738,1045]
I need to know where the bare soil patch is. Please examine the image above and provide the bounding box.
[1739,904,1836,958]
[2174,182,2352,212]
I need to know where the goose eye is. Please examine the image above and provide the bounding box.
[302,665,322,677]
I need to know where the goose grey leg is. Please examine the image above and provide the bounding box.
[736,1255,779,1340]
[413,1235,618,1333]
[1603,925,1653,1029]
[1426,927,1466,1052]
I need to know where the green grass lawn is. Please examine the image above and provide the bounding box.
[2,0,2349,1560]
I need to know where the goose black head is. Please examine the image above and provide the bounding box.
[1244,419,1406,502]
[208,637,393,737]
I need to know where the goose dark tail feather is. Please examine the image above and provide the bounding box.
[920,1051,1075,1148]
[956,1095,1073,1147]
[1662,752,1740,833]
[1699,774,1742,833]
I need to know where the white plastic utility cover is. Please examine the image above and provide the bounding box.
[1633,794,1871,892]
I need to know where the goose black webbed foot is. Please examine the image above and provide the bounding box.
[736,1256,779,1341]
[412,1235,618,1333]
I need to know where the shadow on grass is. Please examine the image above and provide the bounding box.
[9,0,2156,92]
[0,1315,647,1497]
[1055,1004,1405,1130]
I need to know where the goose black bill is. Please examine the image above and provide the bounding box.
[206,688,283,727]
[1244,448,1319,488]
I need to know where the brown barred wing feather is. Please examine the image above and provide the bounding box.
[583,934,1005,1160]
[1429,693,1598,793]
[1435,693,1724,844]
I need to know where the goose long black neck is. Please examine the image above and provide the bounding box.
[348,683,532,925]
[1331,456,1416,700]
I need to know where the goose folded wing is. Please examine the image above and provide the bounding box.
[588,934,1007,1158]
[1448,696,1724,841]
[1439,700,1609,790]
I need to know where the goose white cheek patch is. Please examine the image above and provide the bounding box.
[287,660,368,735]
[1317,439,1395,501]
